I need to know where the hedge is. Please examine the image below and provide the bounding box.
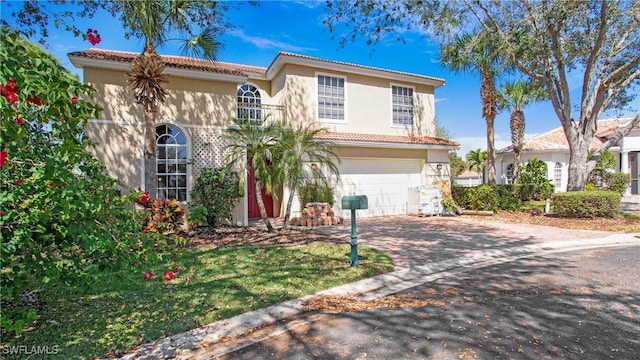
[552,191,621,218]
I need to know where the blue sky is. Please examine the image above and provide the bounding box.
[2,0,637,156]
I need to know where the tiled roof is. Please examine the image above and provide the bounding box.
[314,131,459,147]
[274,52,445,84]
[497,118,635,153]
[457,170,481,178]
[68,49,265,76]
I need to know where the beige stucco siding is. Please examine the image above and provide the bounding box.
[85,120,144,191]
[274,64,436,136]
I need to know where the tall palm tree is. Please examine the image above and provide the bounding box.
[466,148,488,184]
[224,119,281,232]
[440,30,504,185]
[278,123,340,229]
[496,80,547,184]
[122,0,222,198]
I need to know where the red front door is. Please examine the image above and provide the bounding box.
[247,163,273,219]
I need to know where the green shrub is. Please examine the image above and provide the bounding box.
[451,185,469,208]
[1,29,172,334]
[552,191,621,218]
[440,197,459,213]
[187,204,208,227]
[518,158,554,200]
[608,172,630,195]
[298,183,334,210]
[585,182,596,191]
[190,168,243,227]
[494,185,522,210]
[466,184,500,211]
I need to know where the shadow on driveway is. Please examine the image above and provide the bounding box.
[218,246,640,360]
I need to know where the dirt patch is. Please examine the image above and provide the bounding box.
[462,211,640,232]
[184,226,344,249]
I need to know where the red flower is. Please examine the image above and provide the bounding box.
[16,179,24,185]
[0,150,7,167]
[86,29,101,46]
[142,271,154,281]
[1,77,19,105]
[71,96,78,104]
[16,116,23,124]
[26,95,42,106]
[173,264,180,273]
[162,271,176,282]
[46,181,54,187]
[185,277,192,284]
[136,191,150,205]
[0,211,4,217]
[104,197,109,204]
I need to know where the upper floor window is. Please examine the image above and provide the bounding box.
[237,84,262,125]
[392,85,414,126]
[317,74,345,121]
[156,125,188,202]
[506,163,514,185]
[554,162,562,189]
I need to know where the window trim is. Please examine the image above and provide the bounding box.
[554,162,562,189]
[237,83,263,125]
[154,123,190,203]
[390,83,416,128]
[315,72,347,124]
[505,163,514,185]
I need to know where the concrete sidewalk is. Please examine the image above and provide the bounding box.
[118,228,640,359]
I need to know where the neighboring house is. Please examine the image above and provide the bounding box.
[68,49,459,224]
[453,170,482,187]
[495,118,639,194]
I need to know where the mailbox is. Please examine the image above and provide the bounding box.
[341,195,368,210]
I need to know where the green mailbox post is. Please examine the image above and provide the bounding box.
[341,195,368,267]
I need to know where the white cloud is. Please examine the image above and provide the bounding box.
[228,29,317,53]
[452,134,511,158]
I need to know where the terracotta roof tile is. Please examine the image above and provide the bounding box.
[68,49,264,76]
[498,118,635,153]
[314,131,459,147]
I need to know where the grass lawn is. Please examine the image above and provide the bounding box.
[2,243,393,359]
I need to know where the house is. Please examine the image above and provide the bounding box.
[68,49,459,224]
[495,117,639,194]
[453,170,482,187]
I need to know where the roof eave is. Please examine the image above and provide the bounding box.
[68,54,248,83]
[326,139,458,150]
[266,52,445,88]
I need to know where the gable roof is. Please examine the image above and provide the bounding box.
[497,118,635,154]
[68,49,445,87]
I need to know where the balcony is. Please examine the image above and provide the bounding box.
[237,103,286,125]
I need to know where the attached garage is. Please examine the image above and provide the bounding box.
[334,158,423,217]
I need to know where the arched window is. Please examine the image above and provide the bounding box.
[156,125,188,201]
[554,162,562,189]
[237,84,262,125]
[506,163,514,185]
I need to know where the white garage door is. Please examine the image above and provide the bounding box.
[335,158,423,217]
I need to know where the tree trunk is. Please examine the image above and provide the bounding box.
[566,143,591,191]
[511,109,525,184]
[143,101,157,197]
[480,70,497,185]
[282,185,296,230]
[255,179,274,232]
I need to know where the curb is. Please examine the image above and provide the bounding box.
[119,233,640,359]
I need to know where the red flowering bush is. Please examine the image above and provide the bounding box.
[0,29,177,334]
[133,190,185,234]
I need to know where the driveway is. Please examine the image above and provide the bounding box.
[217,245,640,360]
[119,216,640,359]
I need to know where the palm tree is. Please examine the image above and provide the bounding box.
[496,80,547,184]
[224,119,281,232]
[440,30,504,185]
[278,123,340,229]
[122,0,222,198]
[466,148,488,184]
